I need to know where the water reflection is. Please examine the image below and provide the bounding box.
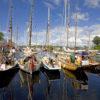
[63,68,88,90]
[41,69,61,100]
[19,71,40,100]
[0,68,100,100]
[64,68,88,82]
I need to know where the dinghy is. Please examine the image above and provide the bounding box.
[41,52,61,71]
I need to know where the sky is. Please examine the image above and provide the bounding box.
[0,0,100,46]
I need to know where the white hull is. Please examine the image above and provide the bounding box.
[0,63,18,71]
[19,63,40,74]
[42,56,61,71]
[43,63,61,70]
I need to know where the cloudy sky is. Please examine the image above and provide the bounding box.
[0,0,100,46]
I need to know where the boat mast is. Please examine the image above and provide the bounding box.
[35,25,37,48]
[46,7,50,47]
[28,0,34,48]
[88,33,91,49]
[16,25,18,46]
[64,0,67,47]
[8,0,13,47]
[74,0,79,49]
[66,0,70,48]
[74,12,78,48]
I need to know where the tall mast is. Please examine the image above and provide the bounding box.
[74,13,78,48]
[35,25,37,47]
[16,25,18,45]
[46,7,50,46]
[28,0,34,47]
[66,0,70,48]
[88,33,90,49]
[8,0,13,46]
[74,0,79,48]
[64,0,67,47]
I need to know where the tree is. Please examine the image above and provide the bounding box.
[92,36,100,46]
[0,32,4,41]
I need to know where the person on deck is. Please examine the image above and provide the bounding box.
[70,48,77,64]
[70,52,75,63]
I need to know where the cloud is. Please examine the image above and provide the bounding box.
[85,0,100,8]
[31,24,100,46]
[53,0,61,6]
[98,18,100,21]
[44,0,61,9]
[2,23,100,46]
[72,12,89,21]
[44,1,54,9]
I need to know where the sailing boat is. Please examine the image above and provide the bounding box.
[58,0,78,71]
[0,0,19,73]
[41,7,61,71]
[18,0,40,74]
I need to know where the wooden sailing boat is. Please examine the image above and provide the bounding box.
[59,0,78,71]
[0,0,19,73]
[41,7,61,71]
[19,0,40,74]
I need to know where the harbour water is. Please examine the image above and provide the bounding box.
[0,68,100,100]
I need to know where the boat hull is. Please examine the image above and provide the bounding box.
[81,63,100,70]
[0,65,19,88]
[62,63,78,71]
[19,63,40,74]
[0,64,19,77]
[41,62,61,71]
[63,68,88,82]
